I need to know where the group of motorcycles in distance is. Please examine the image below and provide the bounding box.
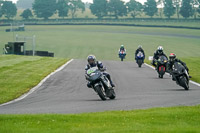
[118,48,190,91]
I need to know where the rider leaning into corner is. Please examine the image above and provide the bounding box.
[167,53,192,79]
[118,45,126,56]
[151,46,168,68]
[135,45,145,63]
[85,55,115,88]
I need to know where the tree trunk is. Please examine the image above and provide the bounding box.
[115,11,118,19]
[194,8,197,19]
[160,9,163,18]
[176,7,179,19]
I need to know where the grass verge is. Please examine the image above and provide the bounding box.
[0,105,200,133]
[0,55,68,104]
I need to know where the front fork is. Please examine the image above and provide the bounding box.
[101,75,112,89]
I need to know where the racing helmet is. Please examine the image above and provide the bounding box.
[157,46,163,54]
[87,55,96,65]
[121,45,124,48]
[169,53,176,62]
[138,45,142,49]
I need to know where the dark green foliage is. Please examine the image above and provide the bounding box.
[1,1,17,19]
[69,0,85,19]
[163,0,175,18]
[191,0,200,19]
[180,0,193,18]
[20,9,33,19]
[144,0,158,18]
[90,0,108,19]
[108,0,127,19]
[32,0,57,19]
[126,0,143,18]
[57,0,70,18]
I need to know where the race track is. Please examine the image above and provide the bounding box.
[0,59,199,114]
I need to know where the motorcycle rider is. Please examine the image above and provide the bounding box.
[118,45,126,57]
[168,53,192,79]
[152,46,168,68]
[85,55,115,88]
[135,45,145,63]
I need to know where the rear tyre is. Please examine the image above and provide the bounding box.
[137,60,142,68]
[96,86,107,100]
[158,66,165,78]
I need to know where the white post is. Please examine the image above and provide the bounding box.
[24,37,26,55]
[16,34,18,41]
[33,35,36,56]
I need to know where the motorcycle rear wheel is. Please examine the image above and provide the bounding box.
[137,60,143,68]
[158,66,165,78]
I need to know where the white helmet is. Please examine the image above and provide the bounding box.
[157,46,163,54]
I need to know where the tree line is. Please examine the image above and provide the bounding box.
[0,0,200,20]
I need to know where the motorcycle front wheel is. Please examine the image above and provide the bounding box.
[96,86,107,100]
[180,76,189,90]
[108,89,116,99]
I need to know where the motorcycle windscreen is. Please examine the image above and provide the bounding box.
[158,56,168,65]
[86,67,98,75]
[89,72,101,81]
[86,67,101,81]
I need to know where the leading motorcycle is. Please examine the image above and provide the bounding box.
[86,67,116,100]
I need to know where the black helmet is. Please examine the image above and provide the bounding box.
[169,53,176,62]
[157,46,163,54]
[87,55,96,65]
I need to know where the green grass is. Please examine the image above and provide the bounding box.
[0,25,200,82]
[0,105,200,132]
[0,55,68,104]
[1,25,200,59]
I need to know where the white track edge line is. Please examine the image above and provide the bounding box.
[144,63,200,87]
[0,59,74,107]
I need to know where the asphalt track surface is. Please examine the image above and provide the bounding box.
[0,59,199,114]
